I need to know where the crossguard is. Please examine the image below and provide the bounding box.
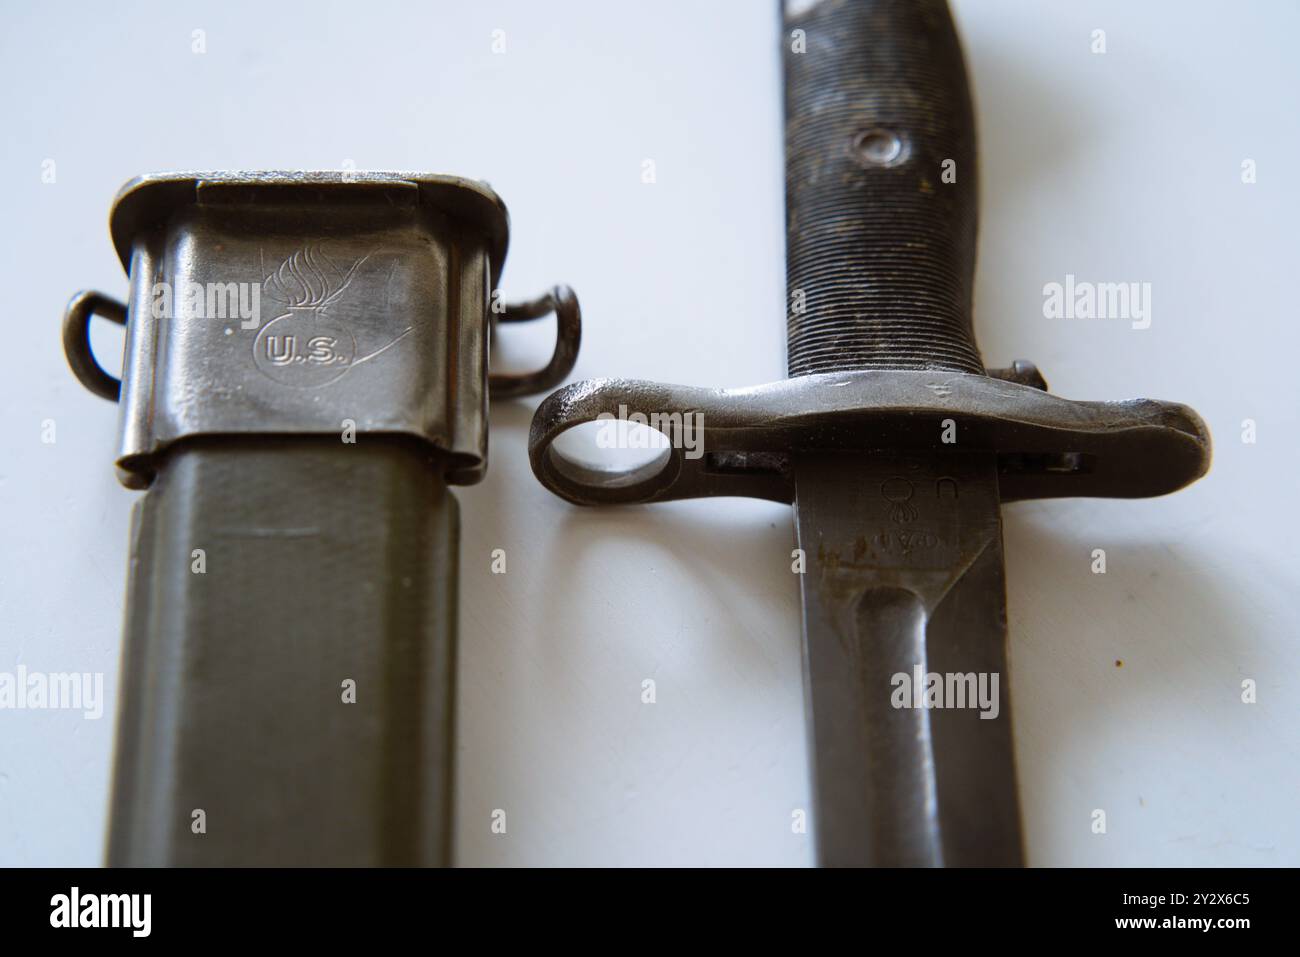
[528,368,1211,506]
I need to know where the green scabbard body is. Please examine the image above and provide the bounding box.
[109,439,457,866]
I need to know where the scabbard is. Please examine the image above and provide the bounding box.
[109,438,456,866]
[64,172,580,866]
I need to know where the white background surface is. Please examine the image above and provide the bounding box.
[1,0,1297,867]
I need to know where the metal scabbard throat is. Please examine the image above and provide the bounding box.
[64,171,580,865]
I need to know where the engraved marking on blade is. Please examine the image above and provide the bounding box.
[876,530,942,553]
[881,477,918,524]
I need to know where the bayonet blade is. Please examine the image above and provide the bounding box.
[794,450,1022,866]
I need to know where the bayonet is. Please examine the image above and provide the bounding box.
[527,0,1210,865]
[63,171,580,865]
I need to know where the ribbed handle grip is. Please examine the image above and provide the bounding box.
[784,0,984,377]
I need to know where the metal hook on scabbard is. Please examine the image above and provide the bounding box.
[489,284,582,399]
[63,290,128,401]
